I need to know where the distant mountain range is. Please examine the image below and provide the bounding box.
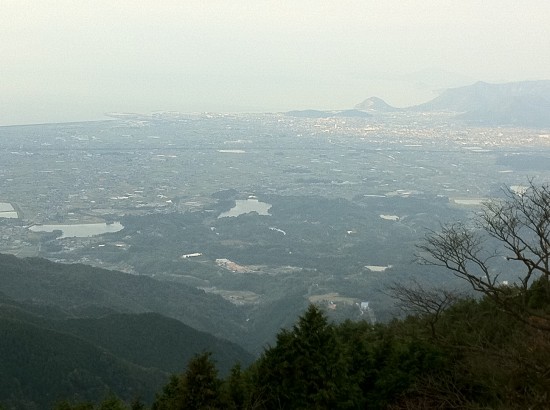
[411,80,550,127]
[354,80,550,128]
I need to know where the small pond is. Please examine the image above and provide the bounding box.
[218,199,272,218]
[29,222,124,238]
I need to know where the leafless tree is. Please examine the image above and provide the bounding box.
[387,279,463,338]
[388,373,475,410]
[417,180,550,331]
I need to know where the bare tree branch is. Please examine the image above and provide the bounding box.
[417,180,550,332]
[387,279,463,338]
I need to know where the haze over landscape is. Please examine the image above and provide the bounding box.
[2,2,550,409]
[2,1,550,125]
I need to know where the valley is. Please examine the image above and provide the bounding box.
[1,110,550,352]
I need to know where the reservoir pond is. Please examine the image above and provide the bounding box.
[0,203,18,218]
[218,199,272,218]
[29,222,124,238]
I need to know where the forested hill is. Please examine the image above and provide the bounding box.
[1,251,550,408]
[44,290,550,410]
[0,312,166,407]
[0,253,254,408]
[0,253,247,343]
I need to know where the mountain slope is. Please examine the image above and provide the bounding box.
[410,80,550,127]
[0,253,248,344]
[0,298,253,375]
[456,93,550,127]
[0,316,166,408]
[57,312,254,375]
[0,295,253,408]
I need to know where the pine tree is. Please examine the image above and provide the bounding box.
[98,393,127,410]
[179,352,222,410]
[255,305,361,409]
[152,353,223,410]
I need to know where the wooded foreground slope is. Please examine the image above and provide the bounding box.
[0,253,253,409]
[50,286,550,409]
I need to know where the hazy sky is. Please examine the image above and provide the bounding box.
[2,0,550,125]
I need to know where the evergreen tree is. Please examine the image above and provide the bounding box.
[255,305,360,409]
[179,352,222,409]
[153,353,223,410]
[129,397,146,410]
[98,393,127,410]
[223,364,248,409]
[152,375,184,410]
